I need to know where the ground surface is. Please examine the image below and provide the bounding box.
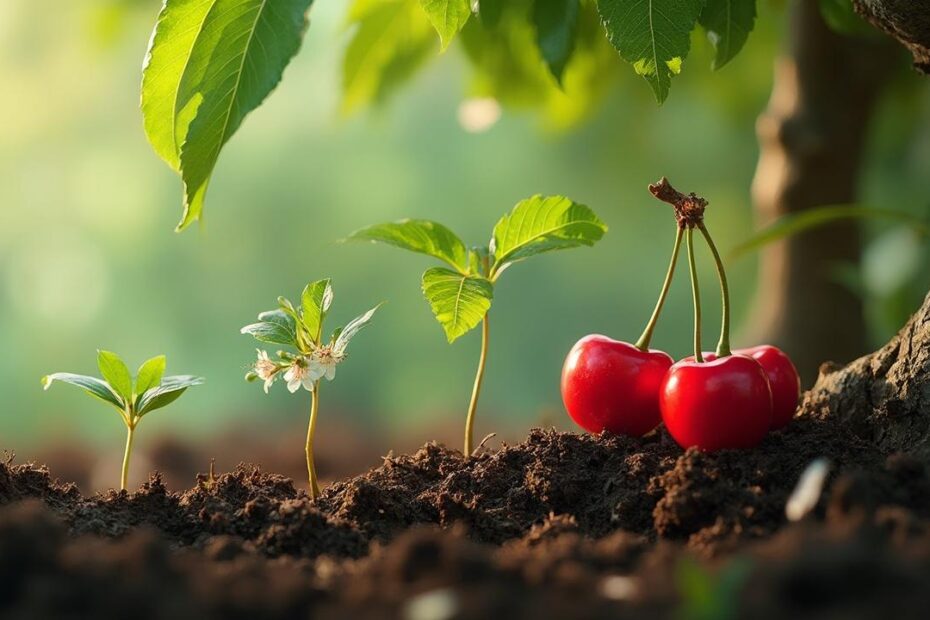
[2,417,930,619]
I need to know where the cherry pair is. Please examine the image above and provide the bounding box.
[561,179,800,451]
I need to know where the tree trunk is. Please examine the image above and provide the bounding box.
[745,0,897,384]
[854,0,930,72]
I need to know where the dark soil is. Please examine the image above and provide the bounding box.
[2,295,929,618]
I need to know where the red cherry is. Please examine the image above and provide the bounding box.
[660,354,773,451]
[561,335,673,437]
[734,345,800,430]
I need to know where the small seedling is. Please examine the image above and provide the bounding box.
[241,278,380,499]
[347,195,607,456]
[42,352,204,491]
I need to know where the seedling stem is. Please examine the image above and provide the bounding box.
[464,314,490,456]
[307,380,322,499]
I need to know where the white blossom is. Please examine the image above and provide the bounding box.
[253,350,279,393]
[284,358,316,393]
[309,345,345,382]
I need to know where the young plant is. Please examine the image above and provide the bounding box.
[42,352,204,491]
[347,195,607,456]
[241,278,379,498]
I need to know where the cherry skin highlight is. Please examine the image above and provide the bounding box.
[660,354,773,451]
[561,335,673,436]
[735,345,800,429]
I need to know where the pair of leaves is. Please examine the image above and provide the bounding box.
[42,351,204,419]
[241,279,380,354]
[141,0,314,231]
[348,194,605,342]
[597,0,757,103]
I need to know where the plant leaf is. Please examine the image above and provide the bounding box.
[729,206,930,260]
[41,373,125,410]
[141,0,314,231]
[347,219,470,272]
[301,279,333,342]
[241,309,298,346]
[96,351,133,402]
[533,0,579,83]
[342,0,436,114]
[490,195,606,274]
[419,0,472,50]
[421,267,493,343]
[135,355,167,398]
[699,0,757,70]
[137,375,205,416]
[597,0,704,103]
[334,304,382,353]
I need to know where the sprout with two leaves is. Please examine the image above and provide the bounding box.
[241,278,380,498]
[42,352,204,490]
[348,195,607,456]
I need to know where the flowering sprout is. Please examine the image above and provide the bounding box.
[42,351,204,491]
[241,278,380,498]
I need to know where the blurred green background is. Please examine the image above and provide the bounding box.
[1,0,928,477]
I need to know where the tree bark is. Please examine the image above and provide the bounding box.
[854,0,930,72]
[745,0,897,384]
[802,289,930,458]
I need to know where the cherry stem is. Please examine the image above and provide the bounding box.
[464,313,490,457]
[686,228,704,363]
[635,226,684,351]
[697,223,731,357]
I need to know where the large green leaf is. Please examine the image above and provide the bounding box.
[41,373,125,410]
[241,309,299,346]
[347,220,470,272]
[343,0,437,113]
[729,206,930,260]
[490,195,606,275]
[533,0,579,83]
[597,0,704,103]
[421,267,493,343]
[699,0,757,70]
[419,0,472,49]
[137,375,205,416]
[97,350,133,402]
[141,0,313,231]
[334,304,382,353]
[134,355,167,398]
[301,279,333,342]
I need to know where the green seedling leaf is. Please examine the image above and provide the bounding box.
[135,355,167,398]
[334,304,381,353]
[41,373,125,410]
[533,0,579,83]
[347,219,470,273]
[301,279,334,342]
[699,0,757,70]
[729,205,930,260]
[97,350,133,402]
[342,0,436,113]
[419,0,472,50]
[490,195,606,275]
[421,268,493,343]
[137,375,205,416]
[597,0,704,103]
[241,309,299,346]
[141,0,314,231]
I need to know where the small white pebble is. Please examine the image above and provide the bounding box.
[403,588,458,620]
[786,458,831,522]
[599,575,638,601]
[457,98,501,133]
